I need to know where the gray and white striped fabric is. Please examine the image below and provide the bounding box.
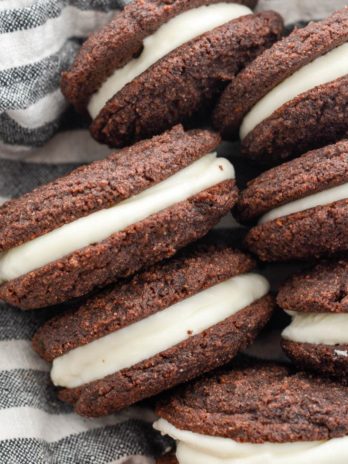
[0,0,127,156]
[0,1,346,463]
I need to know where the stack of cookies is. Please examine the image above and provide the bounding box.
[1,1,348,462]
[154,7,348,460]
[0,0,282,412]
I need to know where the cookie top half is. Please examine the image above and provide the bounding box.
[155,362,348,464]
[278,260,348,314]
[214,7,348,163]
[0,125,219,253]
[155,361,348,444]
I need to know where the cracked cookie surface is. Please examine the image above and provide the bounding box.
[156,360,348,442]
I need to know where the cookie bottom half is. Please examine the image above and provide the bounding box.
[282,339,348,382]
[245,199,348,262]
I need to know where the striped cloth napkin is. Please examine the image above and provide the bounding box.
[0,1,346,463]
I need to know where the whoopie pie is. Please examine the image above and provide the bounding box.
[279,259,348,382]
[214,7,348,164]
[237,139,348,262]
[33,243,272,416]
[61,0,283,147]
[0,125,237,309]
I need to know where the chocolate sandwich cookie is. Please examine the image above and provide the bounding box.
[155,360,348,464]
[61,0,283,147]
[214,7,348,164]
[32,244,273,417]
[0,125,238,310]
[278,260,348,381]
[237,139,348,262]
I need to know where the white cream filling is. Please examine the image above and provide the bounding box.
[154,419,348,464]
[282,311,348,346]
[240,43,348,139]
[88,3,252,118]
[0,153,234,284]
[259,181,348,225]
[335,350,348,357]
[51,273,269,388]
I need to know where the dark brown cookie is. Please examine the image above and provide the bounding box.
[61,0,259,113]
[156,456,178,464]
[236,140,348,261]
[282,339,348,383]
[33,245,273,416]
[156,360,348,443]
[0,126,237,309]
[89,11,283,147]
[213,7,348,163]
[277,260,348,314]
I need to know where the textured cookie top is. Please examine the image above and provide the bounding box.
[0,125,220,253]
[213,7,348,135]
[237,140,348,222]
[61,0,257,112]
[156,361,348,443]
[278,260,348,314]
[33,244,255,362]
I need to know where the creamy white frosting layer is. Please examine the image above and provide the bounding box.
[154,419,348,464]
[51,273,269,388]
[0,153,234,283]
[88,3,252,118]
[259,182,348,225]
[282,311,348,345]
[240,43,348,139]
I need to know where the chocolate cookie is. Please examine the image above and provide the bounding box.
[278,260,348,381]
[155,360,348,463]
[33,244,273,417]
[278,260,348,314]
[156,456,177,464]
[0,125,238,310]
[214,7,348,164]
[237,139,348,262]
[61,0,283,147]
